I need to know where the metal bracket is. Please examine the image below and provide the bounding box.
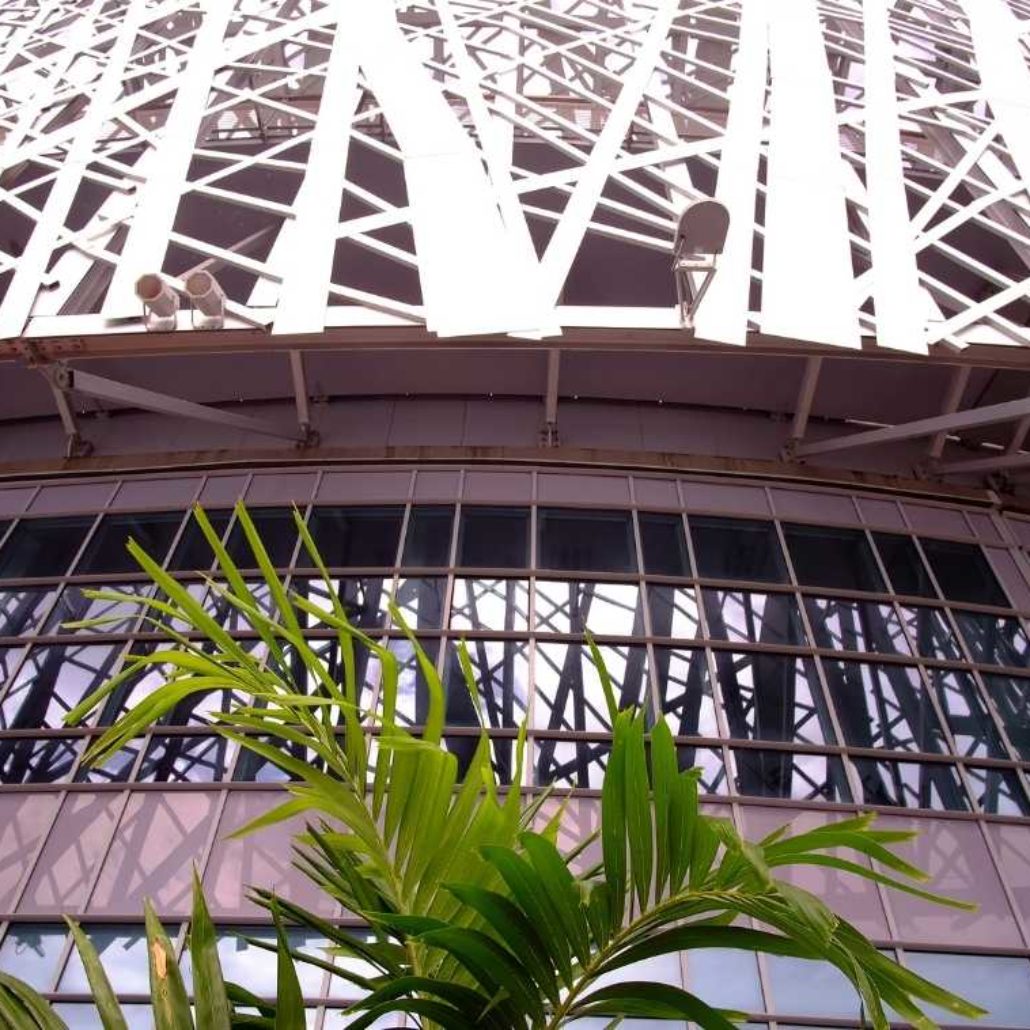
[540,421,560,447]
[673,258,717,329]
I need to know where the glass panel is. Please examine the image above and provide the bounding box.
[59,924,153,992]
[535,642,649,731]
[45,583,153,636]
[783,524,884,592]
[904,953,1030,1028]
[653,647,718,738]
[444,639,529,730]
[233,734,311,782]
[450,579,529,632]
[647,585,701,639]
[536,739,609,789]
[535,581,644,636]
[75,740,143,783]
[966,766,1030,816]
[703,590,805,646]
[872,532,936,598]
[674,744,728,794]
[804,597,910,655]
[713,652,833,745]
[982,675,1030,759]
[190,929,327,997]
[224,508,298,568]
[391,638,441,728]
[402,506,453,566]
[0,924,67,989]
[851,757,969,809]
[137,735,237,782]
[537,509,635,573]
[458,507,529,568]
[0,516,94,579]
[0,736,80,783]
[684,949,763,1013]
[899,605,961,659]
[444,735,515,786]
[305,507,403,568]
[638,512,689,576]
[766,954,863,1018]
[75,511,182,574]
[931,669,1006,759]
[1,643,125,730]
[920,537,1007,605]
[690,516,787,584]
[292,576,390,630]
[733,749,851,801]
[821,661,944,753]
[392,577,446,631]
[166,509,232,572]
[0,588,60,637]
[954,611,1030,667]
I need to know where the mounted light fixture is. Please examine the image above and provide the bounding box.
[185,269,226,330]
[135,273,179,332]
[672,199,730,328]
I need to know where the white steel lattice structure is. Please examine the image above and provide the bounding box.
[2,0,1030,350]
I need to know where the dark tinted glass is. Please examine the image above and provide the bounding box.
[306,507,403,567]
[224,508,298,568]
[167,510,232,572]
[0,516,94,578]
[402,506,454,566]
[538,509,636,573]
[920,538,1007,606]
[75,512,182,574]
[638,512,689,576]
[690,516,787,583]
[954,611,1030,667]
[873,532,936,597]
[458,508,529,568]
[783,524,883,592]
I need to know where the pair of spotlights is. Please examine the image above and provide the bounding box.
[134,271,225,332]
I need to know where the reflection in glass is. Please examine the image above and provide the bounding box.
[458,507,529,568]
[402,506,453,566]
[648,584,701,639]
[904,952,1030,1027]
[822,661,943,753]
[873,532,936,598]
[535,642,649,732]
[804,597,910,655]
[733,749,851,802]
[445,735,514,786]
[851,757,968,809]
[391,638,441,728]
[783,524,884,592]
[536,739,609,789]
[954,611,1030,668]
[966,766,1029,816]
[703,590,805,646]
[983,675,1030,759]
[900,605,961,659]
[537,509,635,573]
[186,929,327,997]
[685,948,763,1012]
[305,507,403,568]
[59,925,154,992]
[0,588,59,638]
[691,516,787,583]
[233,734,312,782]
[292,576,389,630]
[0,516,94,579]
[713,652,832,745]
[392,578,447,631]
[76,511,182,574]
[45,583,153,636]
[654,647,717,738]
[0,924,68,989]
[166,509,231,572]
[920,538,1006,605]
[75,740,143,783]
[535,581,644,636]
[138,735,238,782]
[224,508,299,568]
[450,579,529,632]
[638,512,689,575]
[931,669,1006,759]
[675,744,727,794]
[766,954,863,1018]
[0,736,80,783]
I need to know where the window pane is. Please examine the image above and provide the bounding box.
[966,766,1030,816]
[0,588,59,637]
[648,585,702,639]
[783,524,883,592]
[904,953,1030,1027]
[954,611,1030,667]
[983,675,1030,759]
[733,749,851,802]
[536,739,609,789]
[393,577,447,631]
[45,583,153,636]
[766,954,864,1018]
[59,925,153,992]
[932,669,1007,759]
[822,661,944,753]
[0,737,80,783]
[804,597,910,655]
[458,507,529,568]
[851,757,968,809]
[691,516,787,584]
[0,517,94,579]
[920,538,1007,605]
[0,924,67,989]
[685,950,763,1012]
[450,579,529,632]
[873,532,936,598]
[137,735,237,782]
[166,510,232,572]
[676,745,728,794]
[638,512,689,576]
[900,605,961,659]
[703,590,805,646]
[305,507,403,568]
[714,652,833,745]
[654,647,718,738]
[292,576,389,630]
[75,512,182,574]
[536,581,644,636]
[225,508,298,568]
[402,506,453,566]
[538,509,635,573]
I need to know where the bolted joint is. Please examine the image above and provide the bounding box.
[295,424,320,450]
[540,420,560,447]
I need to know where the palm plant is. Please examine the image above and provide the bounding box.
[0,503,987,1029]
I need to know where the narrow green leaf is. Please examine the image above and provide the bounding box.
[64,918,128,1030]
[271,900,305,1030]
[571,982,739,1030]
[144,900,193,1030]
[189,869,231,1030]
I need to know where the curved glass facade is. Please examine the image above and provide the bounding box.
[0,466,1029,1025]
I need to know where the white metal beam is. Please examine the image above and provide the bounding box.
[796,395,1030,459]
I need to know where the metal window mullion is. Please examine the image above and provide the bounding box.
[628,497,661,724]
